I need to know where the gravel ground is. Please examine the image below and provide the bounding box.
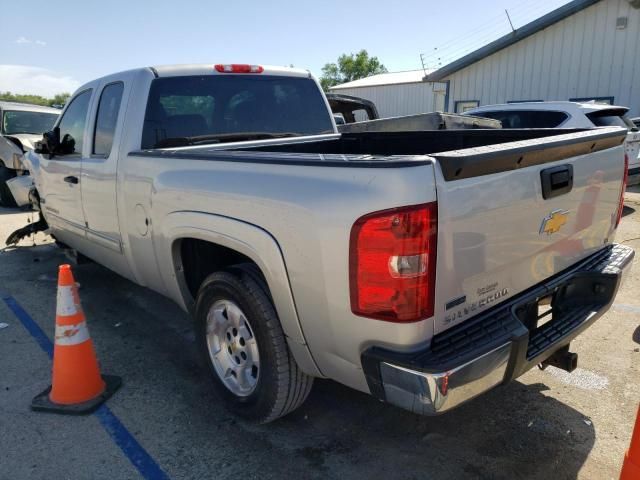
[0,190,639,480]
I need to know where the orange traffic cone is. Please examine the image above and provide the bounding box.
[621,404,640,480]
[31,264,120,414]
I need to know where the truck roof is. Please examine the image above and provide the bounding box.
[72,63,315,94]
[151,63,312,79]
[0,101,61,114]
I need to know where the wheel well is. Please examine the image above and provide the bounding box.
[179,238,257,298]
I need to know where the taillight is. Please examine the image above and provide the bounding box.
[615,153,629,227]
[349,203,437,322]
[214,64,264,74]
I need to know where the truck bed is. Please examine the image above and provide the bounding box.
[131,128,624,180]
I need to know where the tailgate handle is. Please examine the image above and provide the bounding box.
[540,165,573,199]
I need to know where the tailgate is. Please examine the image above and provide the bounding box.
[431,127,627,334]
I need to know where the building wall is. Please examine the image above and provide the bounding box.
[330,82,446,118]
[446,0,640,116]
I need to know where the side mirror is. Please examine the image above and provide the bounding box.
[35,127,60,158]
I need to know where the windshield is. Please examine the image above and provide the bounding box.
[2,110,59,135]
[142,75,334,149]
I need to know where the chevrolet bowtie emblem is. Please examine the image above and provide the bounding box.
[540,209,569,235]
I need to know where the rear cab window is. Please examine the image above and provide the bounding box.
[141,75,334,149]
[472,110,569,128]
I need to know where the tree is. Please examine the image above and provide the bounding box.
[320,50,387,91]
[49,93,71,108]
[0,91,71,108]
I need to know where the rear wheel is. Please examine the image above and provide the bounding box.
[195,264,313,423]
[0,163,17,207]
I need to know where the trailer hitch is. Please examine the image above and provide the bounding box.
[539,345,578,372]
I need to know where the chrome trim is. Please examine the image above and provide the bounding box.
[45,211,123,253]
[85,229,123,253]
[379,343,511,415]
[45,211,85,237]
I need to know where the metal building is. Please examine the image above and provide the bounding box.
[330,0,640,117]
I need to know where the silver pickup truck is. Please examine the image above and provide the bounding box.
[14,64,635,423]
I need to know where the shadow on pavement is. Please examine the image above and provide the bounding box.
[623,205,635,217]
[0,244,595,480]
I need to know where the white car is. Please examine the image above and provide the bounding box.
[465,101,640,184]
[0,102,60,205]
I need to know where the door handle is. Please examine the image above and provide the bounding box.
[64,176,79,184]
[540,165,573,199]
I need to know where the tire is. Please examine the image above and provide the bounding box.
[195,263,313,423]
[0,162,17,207]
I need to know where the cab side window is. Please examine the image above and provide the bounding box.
[58,90,92,156]
[93,82,124,156]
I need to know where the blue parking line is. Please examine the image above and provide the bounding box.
[1,294,170,480]
[3,296,54,359]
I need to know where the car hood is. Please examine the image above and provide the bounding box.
[5,133,41,151]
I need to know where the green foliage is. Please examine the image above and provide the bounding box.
[320,50,387,91]
[0,91,70,108]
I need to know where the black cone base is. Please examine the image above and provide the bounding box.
[30,375,122,415]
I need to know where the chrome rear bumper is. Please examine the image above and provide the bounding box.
[361,244,634,415]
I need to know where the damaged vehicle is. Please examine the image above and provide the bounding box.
[0,102,60,206]
[10,63,635,423]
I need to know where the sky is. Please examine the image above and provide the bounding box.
[0,0,572,97]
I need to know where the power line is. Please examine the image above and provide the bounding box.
[419,0,571,69]
[419,1,549,60]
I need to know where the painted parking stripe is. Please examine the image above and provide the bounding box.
[2,294,169,480]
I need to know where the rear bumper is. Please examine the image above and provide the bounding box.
[361,244,634,415]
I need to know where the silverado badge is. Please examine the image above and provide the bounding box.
[539,209,569,235]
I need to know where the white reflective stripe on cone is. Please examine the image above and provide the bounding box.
[56,285,79,317]
[54,321,90,346]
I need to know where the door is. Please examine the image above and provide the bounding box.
[80,81,125,252]
[38,89,92,237]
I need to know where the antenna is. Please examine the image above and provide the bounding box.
[420,53,428,77]
[505,9,516,32]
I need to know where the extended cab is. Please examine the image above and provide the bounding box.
[16,64,634,423]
